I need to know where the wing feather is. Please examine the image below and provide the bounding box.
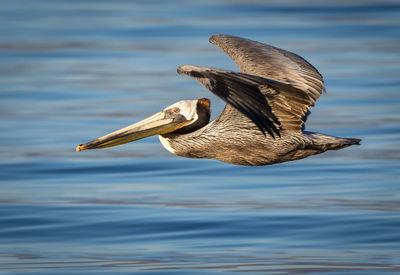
[177,35,326,136]
[177,65,313,137]
[209,34,325,104]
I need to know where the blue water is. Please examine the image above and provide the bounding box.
[1,0,400,274]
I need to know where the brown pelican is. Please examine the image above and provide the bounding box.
[76,35,360,166]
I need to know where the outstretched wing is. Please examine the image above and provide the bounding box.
[209,34,326,102]
[177,65,313,137]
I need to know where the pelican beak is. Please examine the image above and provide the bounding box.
[76,110,191,152]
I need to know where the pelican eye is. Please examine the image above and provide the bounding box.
[171,107,180,114]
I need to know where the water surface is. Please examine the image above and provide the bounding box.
[1,0,400,274]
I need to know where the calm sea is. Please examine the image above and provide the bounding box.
[1,0,399,274]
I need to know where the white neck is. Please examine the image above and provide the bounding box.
[158,135,176,155]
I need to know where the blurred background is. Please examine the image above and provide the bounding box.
[1,0,399,274]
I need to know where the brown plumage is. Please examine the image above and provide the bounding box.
[77,34,360,166]
[164,35,360,165]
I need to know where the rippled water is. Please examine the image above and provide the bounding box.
[1,0,400,274]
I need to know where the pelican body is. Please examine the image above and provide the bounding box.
[76,35,360,166]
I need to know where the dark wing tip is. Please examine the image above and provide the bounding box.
[177,65,185,75]
[209,34,221,44]
[209,34,236,45]
[177,65,199,78]
[351,138,362,145]
[177,65,207,79]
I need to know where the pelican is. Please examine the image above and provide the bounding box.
[76,35,360,166]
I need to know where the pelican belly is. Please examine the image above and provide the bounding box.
[158,135,176,155]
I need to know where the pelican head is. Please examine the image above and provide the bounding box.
[76,98,210,152]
